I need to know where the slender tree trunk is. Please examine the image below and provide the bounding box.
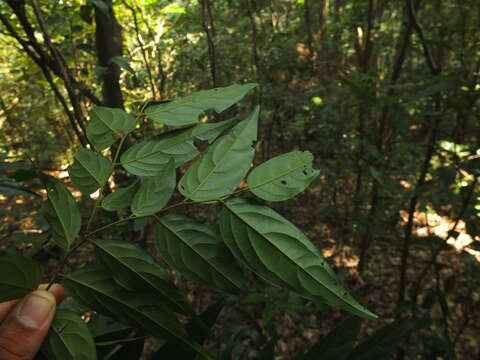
[304,0,314,55]
[398,0,442,303]
[358,1,414,273]
[94,0,124,108]
[318,0,329,44]
[246,0,260,81]
[200,0,218,87]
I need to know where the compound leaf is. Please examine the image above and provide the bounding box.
[94,240,194,316]
[62,265,211,359]
[43,180,81,249]
[131,159,175,216]
[247,151,319,201]
[145,83,256,126]
[41,310,97,360]
[101,181,139,212]
[86,106,137,150]
[178,107,259,201]
[220,198,376,319]
[68,148,112,194]
[0,253,41,302]
[154,214,245,293]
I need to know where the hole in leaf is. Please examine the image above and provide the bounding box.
[303,170,308,175]
[180,185,185,190]
[281,180,287,185]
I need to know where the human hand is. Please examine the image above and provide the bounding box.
[0,284,65,360]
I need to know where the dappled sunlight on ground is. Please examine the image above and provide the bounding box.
[400,210,480,261]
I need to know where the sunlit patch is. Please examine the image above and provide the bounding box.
[90,189,100,200]
[58,170,69,179]
[400,209,479,261]
[400,180,412,189]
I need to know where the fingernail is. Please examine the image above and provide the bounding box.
[16,291,55,329]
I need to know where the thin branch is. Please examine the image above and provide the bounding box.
[405,0,441,75]
[30,0,90,143]
[0,12,86,147]
[122,0,157,100]
[199,0,218,87]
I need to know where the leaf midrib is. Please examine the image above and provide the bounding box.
[182,112,256,199]
[52,320,77,359]
[48,188,72,244]
[145,85,251,117]
[120,120,232,166]
[157,218,241,289]
[76,153,111,186]
[248,158,312,191]
[95,244,185,312]
[94,110,118,134]
[64,275,194,347]
[224,203,369,315]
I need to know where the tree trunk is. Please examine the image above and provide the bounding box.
[94,0,124,108]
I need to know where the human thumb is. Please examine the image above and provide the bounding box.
[0,290,56,360]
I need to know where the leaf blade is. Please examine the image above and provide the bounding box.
[178,107,259,201]
[86,106,137,150]
[131,159,175,216]
[154,214,245,293]
[145,83,257,126]
[94,239,195,316]
[62,265,211,359]
[101,181,139,212]
[43,180,81,248]
[247,151,319,201]
[220,198,376,319]
[41,310,97,360]
[68,148,113,194]
[0,254,41,302]
[120,117,237,177]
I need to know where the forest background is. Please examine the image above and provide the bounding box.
[0,0,479,359]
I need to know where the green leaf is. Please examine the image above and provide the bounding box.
[94,240,195,316]
[68,148,113,194]
[145,83,257,126]
[247,151,319,201]
[121,133,197,177]
[152,300,225,359]
[101,181,139,212]
[62,265,210,359]
[220,198,376,319]
[86,106,137,150]
[154,214,245,293]
[120,118,236,177]
[131,159,175,216]
[299,317,361,360]
[41,310,97,360]
[346,318,426,360]
[43,180,81,248]
[109,56,135,74]
[0,253,41,302]
[178,107,259,201]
